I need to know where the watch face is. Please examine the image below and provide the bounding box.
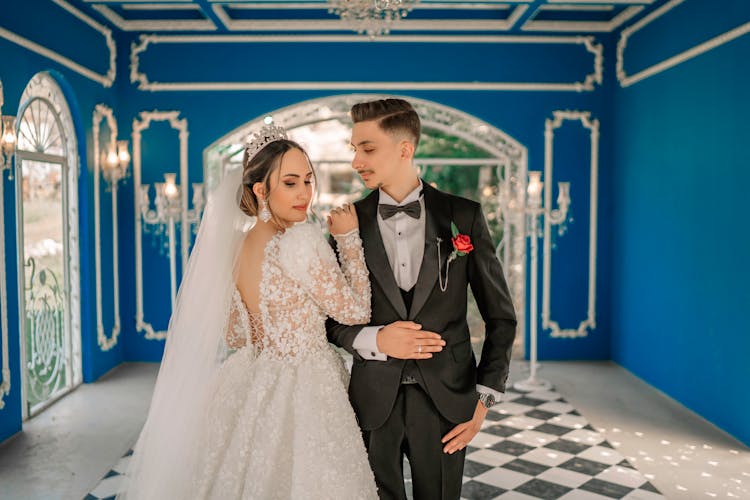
[480,393,495,408]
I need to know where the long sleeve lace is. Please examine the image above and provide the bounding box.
[225,288,248,350]
[331,229,371,322]
[278,224,370,326]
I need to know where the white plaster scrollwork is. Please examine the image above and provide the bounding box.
[130,34,602,92]
[0,0,116,87]
[211,3,529,32]
[0,80,10,409]
[132,111,189,341]
[522,5,644,33]
[92,4,216,32]
[617,0,750,87]
[542,110,598,339]
[92,104,121,351]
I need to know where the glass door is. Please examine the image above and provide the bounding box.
[16,155,75,417]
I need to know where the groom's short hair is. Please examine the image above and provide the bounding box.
[351,98,421,149]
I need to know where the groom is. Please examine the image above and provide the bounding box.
[326,98,516,500]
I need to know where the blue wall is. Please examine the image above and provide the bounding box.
[611,1,750,445]
[0,2,621,442]
[117,32,614,363]
[11,0,747,447]
[0,0,123,442]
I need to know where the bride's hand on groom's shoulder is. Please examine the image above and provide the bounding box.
[375,321,445,360]
[327,203,358,235]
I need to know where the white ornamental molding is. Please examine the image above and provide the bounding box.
[522,5,644,33]
[132,110,189,341]
[92,104,121,351]
[617,0,750,87]
[130,34,602,92]
[18,72,83,386]
[92,4,217,32]
[0,80,10,409]
[0,0,116,87]
[542,110,598,339]
[211,3,529,32]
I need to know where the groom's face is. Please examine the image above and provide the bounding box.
[350,120,405,191]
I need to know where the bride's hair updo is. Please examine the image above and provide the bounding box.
[238,139,311,219]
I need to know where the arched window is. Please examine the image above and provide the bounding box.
[15,72,82,418]
[204,95,527,358]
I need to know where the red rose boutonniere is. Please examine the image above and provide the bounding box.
[438,222,473,292]
[450,222,474,257]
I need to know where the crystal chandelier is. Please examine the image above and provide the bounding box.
[329,0,417,37]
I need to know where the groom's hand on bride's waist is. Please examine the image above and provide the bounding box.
[375,321,445,360]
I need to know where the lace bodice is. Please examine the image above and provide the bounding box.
[225,223,370,360]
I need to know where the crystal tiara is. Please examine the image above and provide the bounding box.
[244,123,288,161]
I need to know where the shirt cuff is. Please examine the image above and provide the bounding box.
[353,326,387,361]
[476,384,504,401]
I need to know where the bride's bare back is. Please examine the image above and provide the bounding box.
[235,228,273,314]
[224,228,276,351]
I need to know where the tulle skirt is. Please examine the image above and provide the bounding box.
[193,345,378,500]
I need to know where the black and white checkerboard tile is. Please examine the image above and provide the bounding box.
[85,448,131,500]
[87,388,663,500]
[457,388,663,500]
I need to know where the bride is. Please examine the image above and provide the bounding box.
[120,124,378,499]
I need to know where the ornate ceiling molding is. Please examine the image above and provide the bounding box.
[130,34,602,92]
[0,0,116,87]
[522,5,643,32]
[617,0,750,87]
[211,3,529,32]
[92,4,217,32]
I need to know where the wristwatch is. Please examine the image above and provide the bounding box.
[478,392,496,409]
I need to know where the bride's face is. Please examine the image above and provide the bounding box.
[268,148,314,225]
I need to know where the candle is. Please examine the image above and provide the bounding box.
[527,171,543,198]
[117,140,130,166]
[105,149,119,169]
[1,130,15,144]
[163,173,178,200]
[1,116,16,147]
[557,182,570,205]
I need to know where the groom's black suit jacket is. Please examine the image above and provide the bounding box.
[326,182,517,431]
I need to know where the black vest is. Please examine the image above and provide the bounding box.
[400,287,425,387]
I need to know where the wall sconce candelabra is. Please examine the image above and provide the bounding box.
[92,102,130,352]
[101,139,131,188]
[503,171,571,392]
[1,115,17,178]
[139,173,204,308]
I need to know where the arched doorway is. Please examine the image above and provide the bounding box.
[204,94,527,357]
[14,72,82,418]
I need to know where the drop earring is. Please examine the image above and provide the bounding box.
[259,199,272,223]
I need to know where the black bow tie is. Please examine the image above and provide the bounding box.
[378,199,421,220]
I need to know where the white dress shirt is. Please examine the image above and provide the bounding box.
[351,180,502,402]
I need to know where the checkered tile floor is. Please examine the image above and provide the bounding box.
[87,388,663,500]
[456,388,663,499]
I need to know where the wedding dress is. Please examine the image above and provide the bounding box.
[193,224,378,499]
[119,165,377,500]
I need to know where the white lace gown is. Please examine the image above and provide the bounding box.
[192,223,378,499]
